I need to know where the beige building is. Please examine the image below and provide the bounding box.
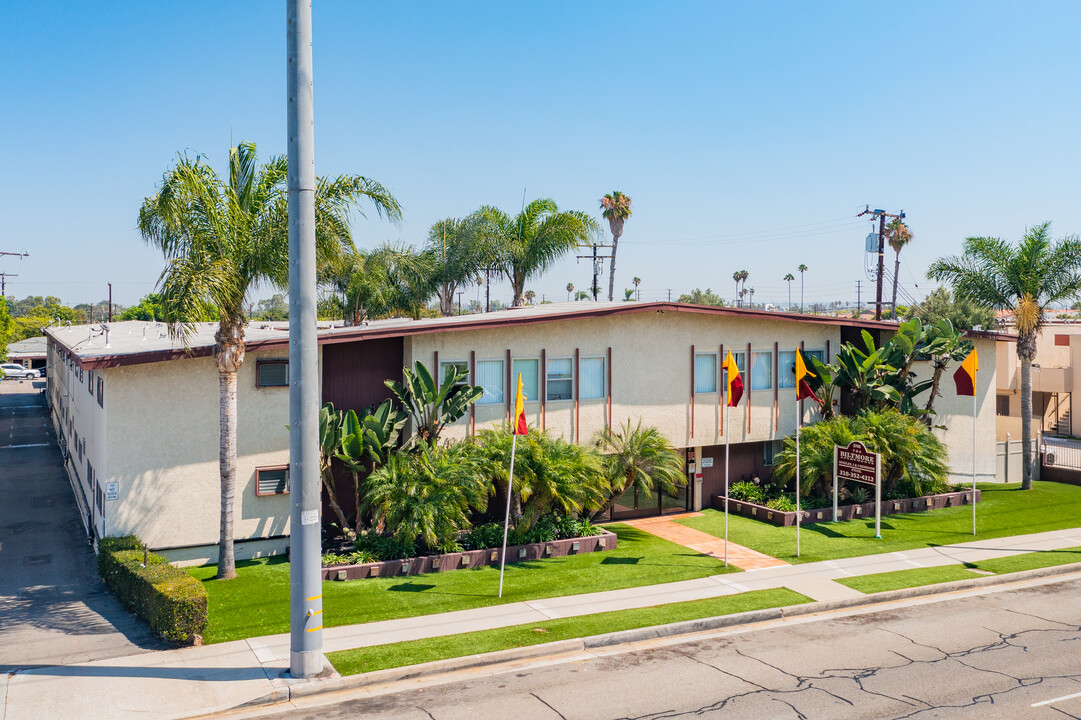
[995,321,1081,441]
[45,302,1004,564]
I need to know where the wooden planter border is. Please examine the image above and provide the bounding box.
[709,489,983,528]
[320,529,618,582]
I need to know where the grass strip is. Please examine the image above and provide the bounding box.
[327,587,812,676]
[680,482,1081,565]
[973,545,1081,574]
[190,524,734,644]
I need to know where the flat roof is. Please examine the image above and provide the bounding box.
[45,301,1014,370]
[6,336,47,358]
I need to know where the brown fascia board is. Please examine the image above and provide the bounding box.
[51,334,290,370]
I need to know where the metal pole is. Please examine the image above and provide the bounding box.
[832,448,838,522]
[287,0,323,679]
[972,391,977,535]
[591,244,599,301]
[874,214,886,320]
[724,406,729,567]
[874,453,882,539]
[498,433,518,598]
[795,397,801,557]
[107,283,113,322]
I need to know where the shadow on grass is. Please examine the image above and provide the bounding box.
[601,556,642,565]
[387,582,436,593]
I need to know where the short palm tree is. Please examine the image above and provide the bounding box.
[566,282,574,301]
[594,420,686,508]
[633,276,641,301]
[798,264,808,312]
[929,222,1081,489]
[138,142,401,578]
[479,199,598,306]
[600,191,632,302]
[887,220,913,319]
[524,290,536,305]
[783,273,795,311]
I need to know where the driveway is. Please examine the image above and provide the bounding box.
[0,381,162,670]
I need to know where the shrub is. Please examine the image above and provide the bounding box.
[765,495,797,512]
[463,522,505,551]
[355,531,416,561]
[97,535,207,644]
[728,481,766,504]
[849,486,871,504]
[321,549,375,567]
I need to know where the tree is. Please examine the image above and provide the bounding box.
[907,287,996,332]
[524,290,536,305]
[386,361,482,448]
[594,420,685,509]
[566,282,574,301]
[600,191,632,302]
[427,214,486,316]
[575,290,591,301]
[0,298,13,359]
[633,276,641,301]
[783,273,795,311]
[479,199,598,306]
[928,223,1081,489]
[138,141,401,578]
[887,220,913,319]
[116,293,164,322]
[798,264,808,312]
[677,288,724,306]
[256,293,288,321]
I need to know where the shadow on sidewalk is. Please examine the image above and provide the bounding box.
[9,663,276,681]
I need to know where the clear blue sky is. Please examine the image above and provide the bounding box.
[2,2,1079,310]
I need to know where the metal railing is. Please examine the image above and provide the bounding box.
[1041,435,1081,470]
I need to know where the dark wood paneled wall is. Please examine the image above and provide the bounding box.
[321,338,403,413]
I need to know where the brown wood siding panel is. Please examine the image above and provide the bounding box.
[321,338,403,413]
[773,341,779,432]
[540,348,547,430]
[699,442,772,500]
[689,344,695,440]
[606,347,612,428]
[746,342,752,433]
[469,350,476,435]
[574,348,580,443]
[718,343,724,438]
[505,349,512,423]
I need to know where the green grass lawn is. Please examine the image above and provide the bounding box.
[327,587,812,676]
[189,524,733,644]
[679,482,1081,564]
[837,545,1081,594]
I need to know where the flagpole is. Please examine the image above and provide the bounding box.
[498,433,518,598]
[972,390,977,536]
[724,403,730,567]
[795,394,801,558]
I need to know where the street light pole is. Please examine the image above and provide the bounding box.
[287,0,323,679]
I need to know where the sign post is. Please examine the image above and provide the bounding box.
[834,441,882,538]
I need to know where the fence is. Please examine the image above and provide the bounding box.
[996,438,1040,483]
[1041,436,1081,470]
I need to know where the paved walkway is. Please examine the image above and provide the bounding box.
[7,526,1081,719]
[623,513,790,570]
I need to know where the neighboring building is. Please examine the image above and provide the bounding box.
[45,303,1004,564]
[6,336,47,370]
[995,321,1081,441]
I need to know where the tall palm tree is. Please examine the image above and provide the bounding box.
[887,220,913,319]
[600,191,632,302]
[748,287,755,308]
[633,276,641,301]
[929,223,1081,489]
[566,282,574,301]
[783,273,795,311]
[479,199,598,306]
[138,142,400,578]
[732,271,741,306]
[798,264,808,312]
[427,214,486,316]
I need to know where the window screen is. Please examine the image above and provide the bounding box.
[256,467,290,495]
[512,359,539,402]
[580,357,605,399]
[476,360,504,404]
[257,361,289,387]
[751,351,772,391]
[546,358,573,401]
[694,353,718,394]
[778,351,796,389]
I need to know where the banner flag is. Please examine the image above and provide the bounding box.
[723,351,744,408]
[513,372,528,435]
[795,349,821,403]
[953,348,978,396]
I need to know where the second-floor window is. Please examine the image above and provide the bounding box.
[694,353,718,394]
[580,357,606,399]
[475,359,504,404]
[546,357,573,401]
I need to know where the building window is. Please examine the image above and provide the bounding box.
[475,359,504,404]
[546,357,573,401]
[88,370,95,395]
[723,351,746,387]
[763,440,784,466]
[440,360,469,388]
[96,377,104,408]
[256,360,289,387]
[256,466,290,496]
[996,395,1010,416]
[694,353,718,394]
[751,351,772,391]
[778,351,796,389]
[805,349,826,365]
[580,356,606,399]
[512,358,539,402]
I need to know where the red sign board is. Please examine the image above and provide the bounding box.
[835,441,879,486]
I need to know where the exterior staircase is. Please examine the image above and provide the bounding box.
[1056,409,1072,436]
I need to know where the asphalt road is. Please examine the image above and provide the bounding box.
[252,576,1081,720]
[0,382,161,670]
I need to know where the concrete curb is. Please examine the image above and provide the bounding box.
[232,561,1081,713]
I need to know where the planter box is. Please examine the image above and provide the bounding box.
[709,489,982,528]
[320,529,618,582]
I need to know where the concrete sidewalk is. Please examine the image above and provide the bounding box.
[5,526,1081,720]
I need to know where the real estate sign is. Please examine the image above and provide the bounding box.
[832,440,882,538]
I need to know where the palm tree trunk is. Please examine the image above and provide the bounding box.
[800,276,804,313]
[1019,336,1035,490]
[891,251,901,319]
[607,231,621,302]
[787,284,791,311]
[924,360,946,421]
[217,368,238,579]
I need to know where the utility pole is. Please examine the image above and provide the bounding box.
[575,243,613,301]
[456,291,463,315]
[287,0,322,680]
[857,206,905,320]
[0,273,16,297]
[107,283,113,322]
[856,280,862,313]
[667,289,672,302]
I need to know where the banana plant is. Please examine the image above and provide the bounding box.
[386,361,483,448]
[832,330,903,410]
[335,399,407,534]
[920,318,973,421]
[318,402,351,533]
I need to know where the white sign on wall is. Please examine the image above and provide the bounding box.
[701,458,714,468]
[105,482,120,501]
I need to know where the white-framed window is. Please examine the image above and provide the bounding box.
[778,351,797,389]
[694,353,718,394]
[723,351,746,386]
[546,357,573,401]
[580,356,606,399]
[475,359,504,405]
[751,351,772,391]
[440,360,469,388]
[512,358,539,402]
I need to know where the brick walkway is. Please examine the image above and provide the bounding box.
[623,512,790,570]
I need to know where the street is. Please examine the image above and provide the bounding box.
[244,576,1081,720]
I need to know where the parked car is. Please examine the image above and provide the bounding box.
[0,363,39,380]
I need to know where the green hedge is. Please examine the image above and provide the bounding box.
[97,536,208,644]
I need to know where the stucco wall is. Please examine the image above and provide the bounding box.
[104,348,292,557]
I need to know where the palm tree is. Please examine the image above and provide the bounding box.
[732,271,741,306]
[887,220,913,319]
[783,273,795,311]
[566,282,574,301]
[138,141,400,578]
[928,223,1081,489]
[524,290,536,305]
[748,287,755,308]
[633,276,641,301]
[798,264,808,312]
[479,199,598,306]
[427,214,486,316]
[600,191,632,302]
[594,420,685,512]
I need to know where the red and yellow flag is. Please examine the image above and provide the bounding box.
[513,372,528,435]
[795,349,821,402]
[723,351,743,408]
[954,348,978,396]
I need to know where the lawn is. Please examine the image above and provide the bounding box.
[836,545,1081,594]
[189,524,732,644]
[327,587,812,676]
[679,482,1081,564]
